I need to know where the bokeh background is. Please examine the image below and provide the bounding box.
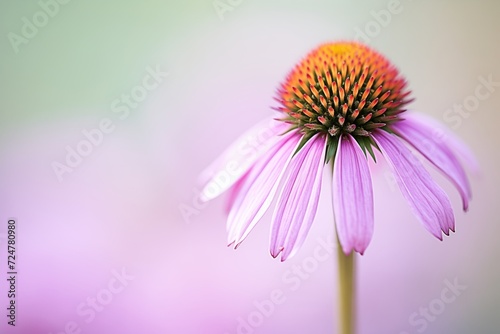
[1,1,499,333]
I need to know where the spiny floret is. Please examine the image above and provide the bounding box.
[275,42,413,139]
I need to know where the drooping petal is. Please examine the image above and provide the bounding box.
[372,130,455,238]
[404,112,479,173]
[224,172,249,214]
[270,134,327,261]
[200,116,287,202]
[227,132,301,247]
[393,116,472,211]
[332,134,374,255]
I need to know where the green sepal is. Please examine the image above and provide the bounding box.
[278,125,299,136]
[355,136,368,156]
[325,136,340,164]
[355,136,379,163]
[366,135,381,157]
[293,132,315,157]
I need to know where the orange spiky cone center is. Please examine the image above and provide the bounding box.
[275,42,413,141]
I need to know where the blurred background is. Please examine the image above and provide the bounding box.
[0,1,499,333]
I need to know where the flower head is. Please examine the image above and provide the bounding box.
[200,41,476,261]
[277,42,411,147]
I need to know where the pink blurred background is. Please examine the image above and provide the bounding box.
[1,1,499,333]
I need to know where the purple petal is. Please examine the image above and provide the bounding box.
[393,116,472,211]
[404,112,479,174]
[270,134,327,261]
[224,172,249,214]
[372,130,455,238]
[227,132,301,247]
[200,116,287,202]
[332,134,374,255]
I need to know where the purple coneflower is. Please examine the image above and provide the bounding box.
[201,41,475,260]
[200,41,476,334]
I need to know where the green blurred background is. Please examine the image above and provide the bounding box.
[1,1,499,334]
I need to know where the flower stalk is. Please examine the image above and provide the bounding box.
[337,238,355,334]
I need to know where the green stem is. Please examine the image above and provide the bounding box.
[337,240,355,334]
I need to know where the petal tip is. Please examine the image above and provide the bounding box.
[341,245,353,256]
[270,246,284,259]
